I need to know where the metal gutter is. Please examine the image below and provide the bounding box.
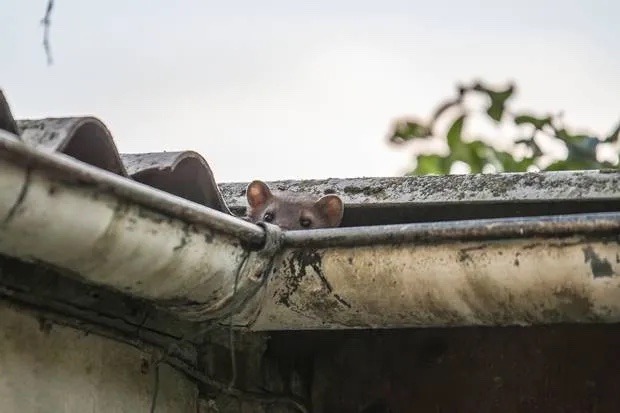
[233,214,620,330]
[1,127,620,330]
[0,129,263,245]
[228,201,620,330]
[0,128,268,321]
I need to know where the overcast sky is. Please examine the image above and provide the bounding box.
[2,1,619,182]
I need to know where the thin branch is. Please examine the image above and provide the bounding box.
[41,0,54,65]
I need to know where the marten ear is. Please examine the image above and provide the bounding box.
[246,180,273,209]
[314,195,344,227]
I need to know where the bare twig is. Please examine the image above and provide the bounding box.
[41,0,54,65]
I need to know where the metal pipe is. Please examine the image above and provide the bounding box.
[281,212,620,248]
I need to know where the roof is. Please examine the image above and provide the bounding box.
[1,89,618,227]
[14,114,232,217]
[1,88,620,336]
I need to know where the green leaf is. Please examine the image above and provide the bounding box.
[487,86,514,121]
[413,155,450,175]
[389,119,432,143]
[447,115,466,151]
[514,114,552,130]
[472,83,515,122]
[463,140,487,173]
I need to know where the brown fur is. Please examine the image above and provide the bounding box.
[245,180,344,230]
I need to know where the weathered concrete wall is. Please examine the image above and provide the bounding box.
[0,302,198,413]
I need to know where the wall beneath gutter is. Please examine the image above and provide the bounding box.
[0,302,198,413]
[201,325,620,413]
[301,324,620,413]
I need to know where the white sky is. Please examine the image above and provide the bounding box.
[2,1,619,182]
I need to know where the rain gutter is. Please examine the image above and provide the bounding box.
[0,128,270,321]
[1,128,620,330]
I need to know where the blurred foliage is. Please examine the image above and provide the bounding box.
[388,81,620,175]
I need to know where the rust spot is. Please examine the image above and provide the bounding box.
[583,246,614,278]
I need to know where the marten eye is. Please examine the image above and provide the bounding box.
[299,218,312,228]
[263,212,274,222]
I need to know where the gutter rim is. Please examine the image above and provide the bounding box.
[281,212,620,248]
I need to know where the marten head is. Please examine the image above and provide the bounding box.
[245,180,344,230]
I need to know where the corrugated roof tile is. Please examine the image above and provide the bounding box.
[1,90,230,214]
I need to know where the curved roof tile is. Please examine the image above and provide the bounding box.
[1,89,231,214]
